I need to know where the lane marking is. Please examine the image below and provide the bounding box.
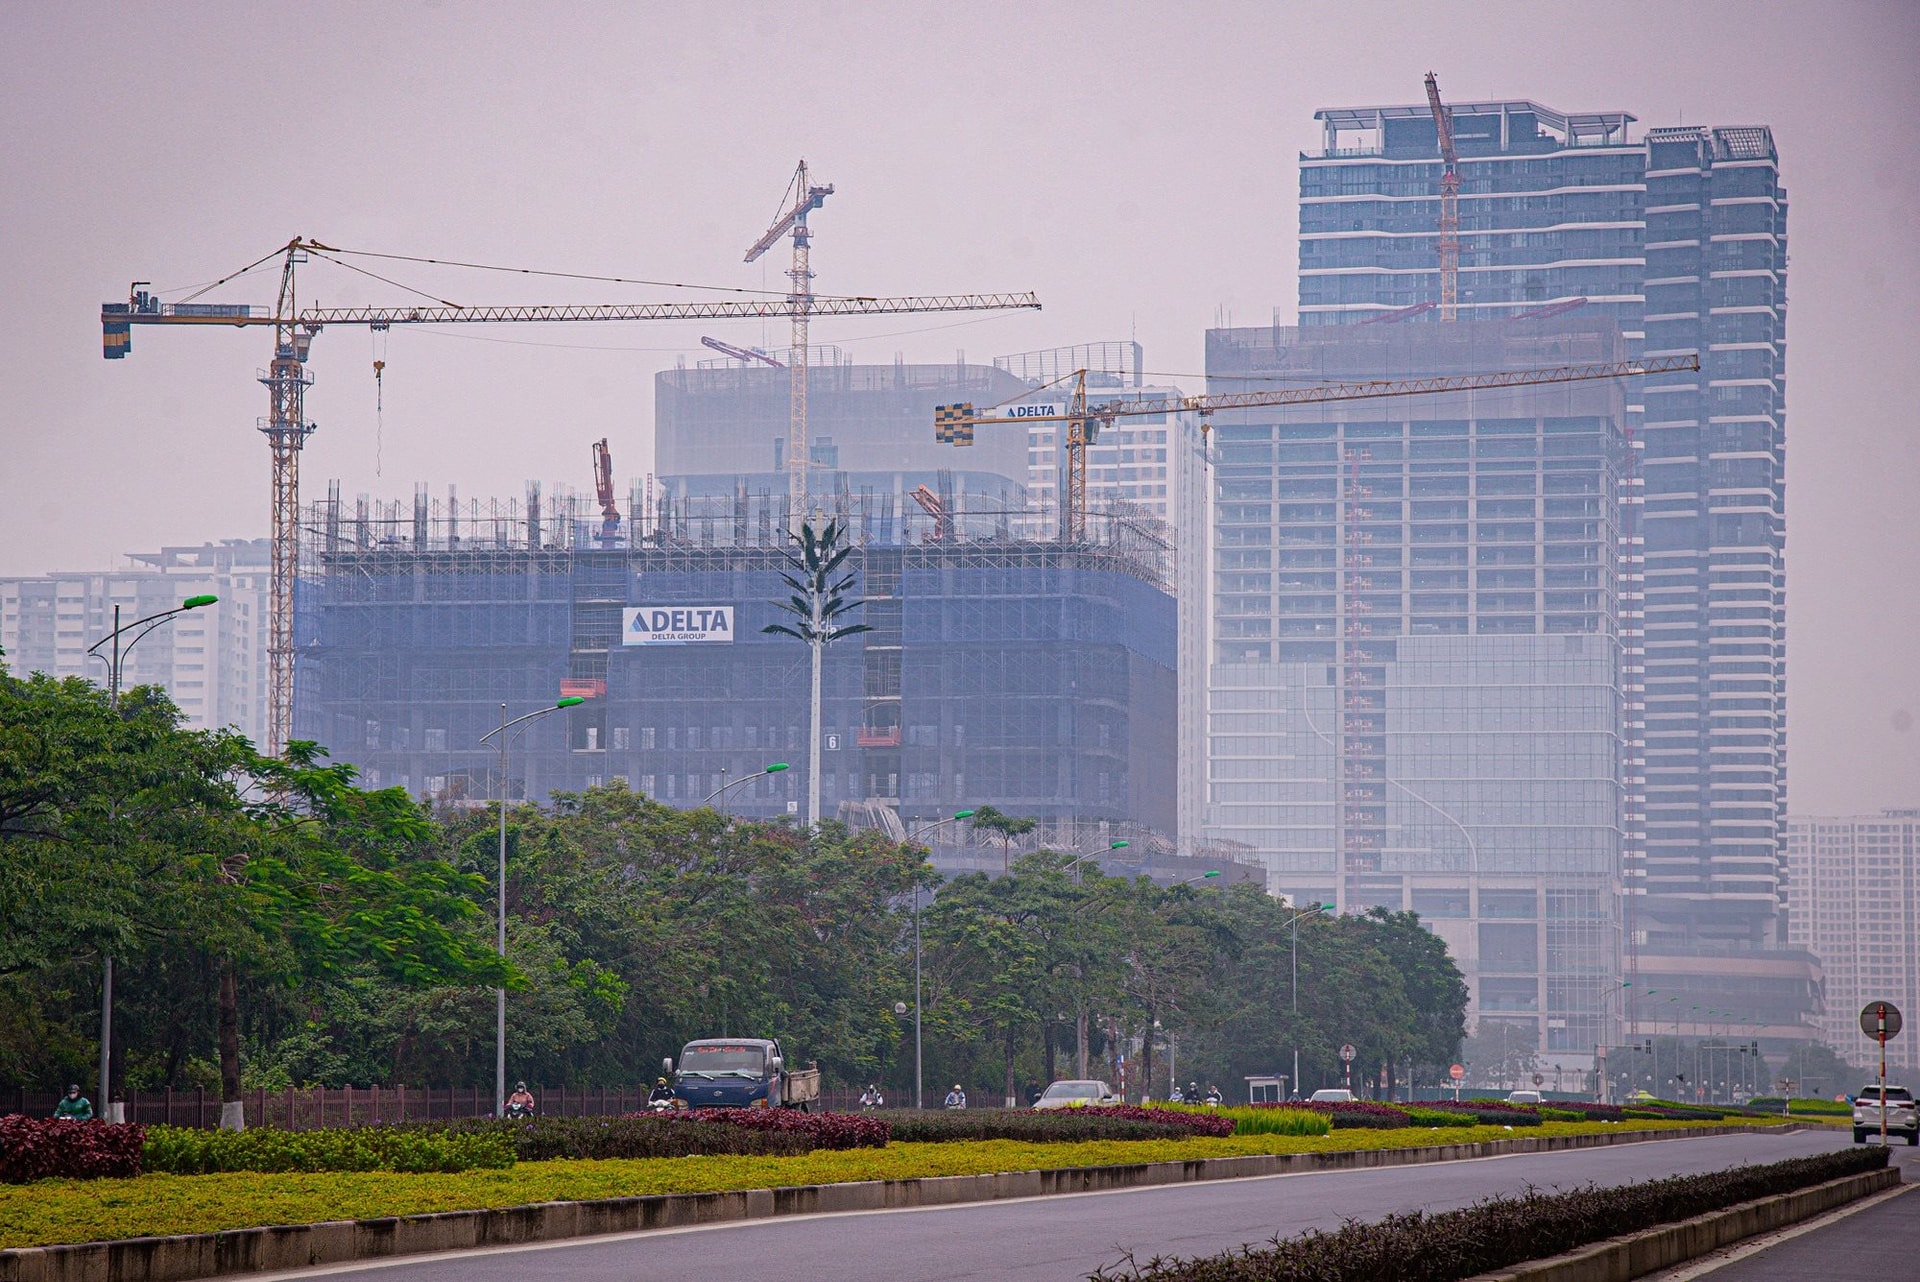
[1639,1180,1914,1280]
[207,1132,1841,1282]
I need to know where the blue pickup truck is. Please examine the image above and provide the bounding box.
[664,1037,822,1111]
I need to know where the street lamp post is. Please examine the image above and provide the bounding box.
[1058,839,1129,882]
[701,762,791,815]
[905,810,974,1110]
[84,593,218,1121]
[1285,902,1327,1100]
[478,695,587,1117]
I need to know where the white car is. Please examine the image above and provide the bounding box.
[1309,1088,1356,1103]
[1033,1079,1120,1109]
[1852,1084,1919,1145]
[1505,1090,1543,1106]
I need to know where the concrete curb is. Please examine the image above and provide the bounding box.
[1465,1165,1902,1281]
[0,1122,1808,1282]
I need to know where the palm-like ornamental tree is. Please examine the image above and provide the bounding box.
[969,804,1039,875]
[763,520,870,826]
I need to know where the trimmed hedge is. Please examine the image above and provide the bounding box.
[1405,1101,1542,1128]
[430,1111,883,1160]
[143,1124,515,1175]
[1296,1100,1411,1129]
[0,1118,146,1183]
[1752,1096,1850,1116]
[1096,1146,1892,1281]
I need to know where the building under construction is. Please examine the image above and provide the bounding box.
[291,483,1176,860]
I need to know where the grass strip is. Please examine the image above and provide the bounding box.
[0,1118,1760,1251]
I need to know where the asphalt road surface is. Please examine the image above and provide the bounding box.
[258,1129,1850,1282]
[1646,1143,1920,1281]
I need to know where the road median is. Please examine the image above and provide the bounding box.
[0,1123,1805,1282]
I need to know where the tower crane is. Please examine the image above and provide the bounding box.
[103,236,1041,755]
[934,355,1701,541]
[1424,71,1462,322]
[1420,72,1459,322]
[744,161,833,534]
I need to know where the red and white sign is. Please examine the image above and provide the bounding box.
[1448,1064,1465,1082]
[1339,1043,1356,1063]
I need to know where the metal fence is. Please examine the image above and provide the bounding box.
[4,1085,654,1129]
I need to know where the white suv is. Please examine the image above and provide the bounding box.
[1851,1084,1919,1145]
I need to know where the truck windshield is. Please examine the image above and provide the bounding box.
[679,1045,767,1077]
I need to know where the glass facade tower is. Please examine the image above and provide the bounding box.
[1203,320,1628,1055]
[1296,98,1796,1041]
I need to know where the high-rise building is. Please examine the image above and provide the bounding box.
[1202,318,1630,1059]
[291,489,1177,871]
[652,353,1031,526]
[0,541,270,746]
[1785,810,1920,1074]
[1297,96,1794,1039]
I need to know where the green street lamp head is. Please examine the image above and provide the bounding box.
[953,809,976,819]
[555,696,587,708]
[182,594,218,609]
[765,762,790,773]
[1109,839,1129,849]
[1201,870,1221,879]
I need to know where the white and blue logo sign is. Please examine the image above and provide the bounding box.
[622,605,734,645]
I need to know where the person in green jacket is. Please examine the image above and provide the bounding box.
[52,1084,94,1120]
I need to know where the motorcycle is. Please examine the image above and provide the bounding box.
[504,1100,536,1119]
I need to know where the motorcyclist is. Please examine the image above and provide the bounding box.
[944,1083,967,1110]
[1204,1083,1224,1106]
[1186,1081,1200,1106]
[504,1081,536,1117]
[647,1076,676,1107]
[860,1083,884,1110]
[1169,1083,1186,1103]
[52,1084,94,1121]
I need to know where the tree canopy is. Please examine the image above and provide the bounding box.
[2,664,1478,1106]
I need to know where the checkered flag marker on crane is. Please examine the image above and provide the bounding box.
[934,403,975,445]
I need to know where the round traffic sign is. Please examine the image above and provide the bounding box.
[1448,1064,1465,1081]
[1859,1002,1904,1040]
[1339,1043,1356,1063]
[1532,1073,1545,1087]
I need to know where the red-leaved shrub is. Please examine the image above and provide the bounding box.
[682,1108,890,1149]
[0,1116,146,1183]
[1076,1105,1236,1138]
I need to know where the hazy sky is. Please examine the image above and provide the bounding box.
[2,1,1915,813]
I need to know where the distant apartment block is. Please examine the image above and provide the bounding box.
[1785,810,1920,1073]
[995,342,1183,525]
[0,541,270,746]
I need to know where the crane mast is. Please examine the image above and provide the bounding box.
[104,236,1040,754]
[1424,72,1461,322]
[744,162,833,533]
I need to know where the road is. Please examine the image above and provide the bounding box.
[248,1128,1853,1282]
[1647,1142,1920,1281]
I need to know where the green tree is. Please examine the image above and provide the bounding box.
[968,806,1038,875]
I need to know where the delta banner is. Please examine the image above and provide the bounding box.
[622,605,735,645]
